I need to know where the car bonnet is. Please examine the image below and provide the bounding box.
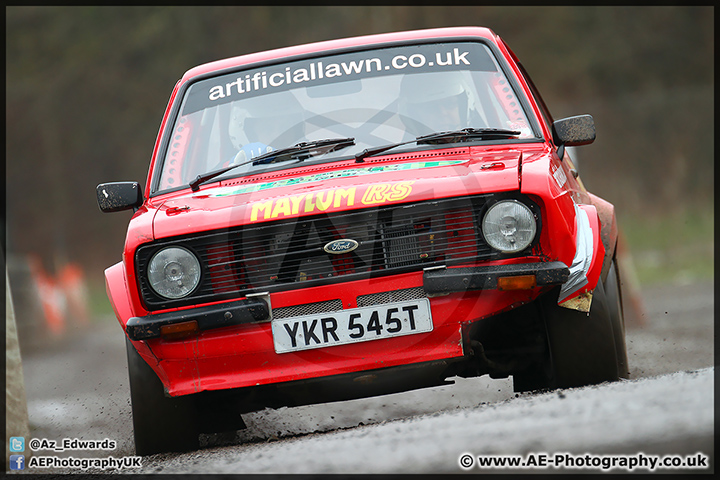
[150,147,521,239]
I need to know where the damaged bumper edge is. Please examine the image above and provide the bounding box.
[559,204,592,302]
[558,203,605,312]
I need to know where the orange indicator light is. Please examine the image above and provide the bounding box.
[497,275,537,290]
[160,320,199,340]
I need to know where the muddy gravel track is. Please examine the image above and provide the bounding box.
[18,280,714,474]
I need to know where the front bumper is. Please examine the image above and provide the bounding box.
[125,260,573,396]
[127,261,569,340]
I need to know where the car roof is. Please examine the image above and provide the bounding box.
[179,26,499,83]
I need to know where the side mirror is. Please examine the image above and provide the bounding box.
[552,114,596,147]
[96,182,143,213]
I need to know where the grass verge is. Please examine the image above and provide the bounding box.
[618,206,714,286]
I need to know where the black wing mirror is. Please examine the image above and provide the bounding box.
[96,182,143,213]
[552,114,595,160]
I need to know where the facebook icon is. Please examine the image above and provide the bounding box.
[10,455,25,470]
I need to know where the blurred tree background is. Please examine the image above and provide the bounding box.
[5,6,714,298]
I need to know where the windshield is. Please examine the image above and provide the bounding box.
[155,42,538,192]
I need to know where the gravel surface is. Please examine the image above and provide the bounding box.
[16,279,714,474]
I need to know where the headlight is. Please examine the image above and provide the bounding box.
[482,200,537,253]
[147,247,201,299]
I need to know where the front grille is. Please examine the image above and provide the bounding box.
[381,223,422,268]
[137,195,494,310]
[356,287,426,308]
[272,299,343,320]
[272,288,426,320]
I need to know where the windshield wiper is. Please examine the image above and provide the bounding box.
[250,137,355,165]
[189,137,355,191]
[354,128,520,163]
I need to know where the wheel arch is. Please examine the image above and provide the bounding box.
[588,193,619,283]
[105,261,134,329]
[106,262,165,388]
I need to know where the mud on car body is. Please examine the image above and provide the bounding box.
[97,26,628,455]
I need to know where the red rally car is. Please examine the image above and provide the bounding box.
[97,26,628,455]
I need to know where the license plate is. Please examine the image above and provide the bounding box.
[272,298,433,353]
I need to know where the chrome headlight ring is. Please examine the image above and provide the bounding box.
[481,199,538,253]
[147,246,201,299]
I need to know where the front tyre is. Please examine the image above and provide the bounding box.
[543,280,620,388]
[604,257,629,379]
[125,337,199,455]
[513,281,621,391]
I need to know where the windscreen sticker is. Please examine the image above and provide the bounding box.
[209,159,466,198]
[183,42,497,115]
[249,181,414,222]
